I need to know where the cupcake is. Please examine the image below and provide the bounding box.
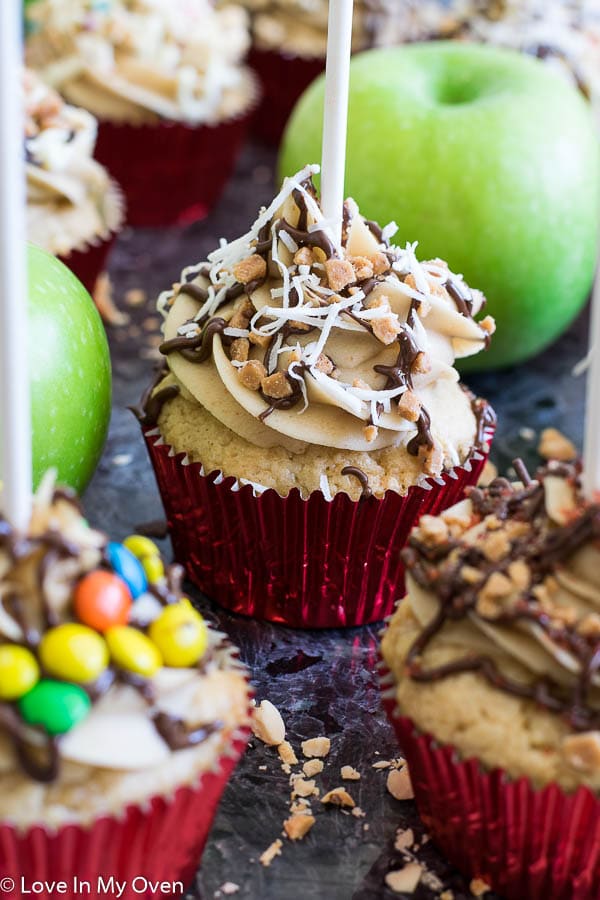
[226,0,372,144]
[371,0,600,106]
[26,0,258,226]
[380,459,600,898]
[0,473,250,898]
[139,164,495,628]
[24,68,123,295]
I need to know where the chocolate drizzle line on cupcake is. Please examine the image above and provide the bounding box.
[402,461,600,731]
[0,488,232,781]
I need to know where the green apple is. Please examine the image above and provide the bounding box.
[280,42,600,369]
[25,244,111,491]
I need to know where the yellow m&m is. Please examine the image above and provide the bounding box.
[105,626,162,677]
[123,535,160,560]
[0,645,39,700]
[39,624,108,684]
[149,600,208,667]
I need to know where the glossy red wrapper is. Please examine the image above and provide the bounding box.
[0,728,249,900]
[94,106,255,227]
[143,425,493,629]
[58,232,117,295]
[379,666,600,900]
[248,48,325,145]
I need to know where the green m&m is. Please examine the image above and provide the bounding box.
[19,680,91,735]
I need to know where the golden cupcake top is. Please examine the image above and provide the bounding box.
[0,473,247,785]
[157,165,494,478]
[401,460,600,742]
[229,0,374,56]
[26,0,253,124]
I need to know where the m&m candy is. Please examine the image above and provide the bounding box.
[106,542,148,599]
[123,535,160,560]
[39,623,108,684]
[141,554,164,584]
[19,680,91,735]
[105,625,162,677]
[74,570,132,631]
[149,599,208,667]
[0,645,39,700]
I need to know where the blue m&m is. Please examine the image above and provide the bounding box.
[106,542,148,599]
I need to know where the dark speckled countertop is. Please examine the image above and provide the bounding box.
[83,141,589,900]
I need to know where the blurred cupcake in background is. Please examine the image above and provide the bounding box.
[24,68,123,295]
[224,0,375,144]
[370,0,600,106]
[0,474,250,899]
[26,0,258,226]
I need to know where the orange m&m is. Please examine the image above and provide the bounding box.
[74,570,132,632]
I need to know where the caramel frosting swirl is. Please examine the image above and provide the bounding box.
[157,165,493,472]
[401,461,600,732]
[26,0,254,125]
[24,69,122,255]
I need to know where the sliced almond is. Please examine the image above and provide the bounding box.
[251,700,285,746]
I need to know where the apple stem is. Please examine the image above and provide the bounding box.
[583,244,600,499]
[320,0,354,249]
[0,4,32,530]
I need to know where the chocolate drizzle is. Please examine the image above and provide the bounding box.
[341,466,373,499]
[129,365,180,428]
[159,317,227,364]
[277,219,337,260]
[403,464,600,731]
[153,713,221,751]
[445,279,474,318]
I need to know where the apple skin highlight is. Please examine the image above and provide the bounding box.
[26,245,111,492]
[280,42,600,370]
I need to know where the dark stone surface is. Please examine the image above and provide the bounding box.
[83,140,589,900]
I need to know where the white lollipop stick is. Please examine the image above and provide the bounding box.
[0,4,31,529]
[320,0,354,247]
[583,247,600,500]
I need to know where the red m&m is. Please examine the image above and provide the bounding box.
[74,570,132,632]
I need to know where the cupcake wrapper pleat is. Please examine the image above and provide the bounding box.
[379,663,600,900]
[143,425,493,628]
[0,725,249,900]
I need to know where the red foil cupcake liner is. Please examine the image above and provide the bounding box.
[379,666,600,900]
[143,426,493,629]
[0,727,249,900]
[248,47,325,145]
[94,103,255,227]
[58,231,117,295]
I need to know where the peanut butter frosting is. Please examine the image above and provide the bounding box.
[371,0,600,105]
[24,69,122,257]
[26,0,255,125]
[230,0,374,57]
[155,165,494,490]
[0,473,249,829]
[382,460,600,790]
